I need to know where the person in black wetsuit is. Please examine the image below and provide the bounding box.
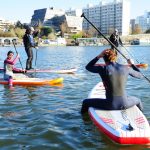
[109,29,123,50]
[23,27,38,70]
[81,49,143,114]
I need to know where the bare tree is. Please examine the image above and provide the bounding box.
[60,21,70,37]
[132,24,142,34]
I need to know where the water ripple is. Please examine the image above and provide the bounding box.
[0,46,149,149]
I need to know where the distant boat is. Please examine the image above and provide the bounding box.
[131,39,140,45]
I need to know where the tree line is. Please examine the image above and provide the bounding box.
[0,21,55,40]
[0,20,150,40]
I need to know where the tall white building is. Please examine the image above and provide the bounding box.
[82,0,130,35]
[66,8,82,17]
[135,11,150,33]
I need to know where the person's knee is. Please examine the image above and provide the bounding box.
[8,77,13,86]
[28,57,33,61]
[81,99,90,114]
[137,101,143,111]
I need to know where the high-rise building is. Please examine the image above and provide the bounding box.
[135,11,150,33]
[66,8,82,17]
[130,19,135,33]
[82,0,130,35]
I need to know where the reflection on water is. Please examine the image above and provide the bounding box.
[0,46,149,149]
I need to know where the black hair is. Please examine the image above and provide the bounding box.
[25,28,31,34]
[7,50,14,56]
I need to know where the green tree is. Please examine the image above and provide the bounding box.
[41,27,52,37]
[8,29,16,37]
[48,32,56,40]
[145,28,150,33]
[15,20,24,29]
[71,32,83,40]
[15,28,25,38]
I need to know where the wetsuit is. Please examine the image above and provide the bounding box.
[23,33,37,70]
[81,57,143,113]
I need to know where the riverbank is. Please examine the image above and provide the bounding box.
[1,33,150,47]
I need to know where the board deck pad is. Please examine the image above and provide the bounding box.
[88,82,150,145]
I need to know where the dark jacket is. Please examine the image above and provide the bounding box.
[23,33,37,49]
[109,33,122,48]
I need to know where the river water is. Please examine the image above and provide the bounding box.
[0,46,149,150]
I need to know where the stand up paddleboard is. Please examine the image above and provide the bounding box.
[0,68,77,74]
[88,82,150,145]
[0,77,63,86]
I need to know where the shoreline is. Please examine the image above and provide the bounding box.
[0,44,150,47]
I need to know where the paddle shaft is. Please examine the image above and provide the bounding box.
[12,40,24,70]
[121,44,140,64]
[35,47,38,67]
[81,13,150,84]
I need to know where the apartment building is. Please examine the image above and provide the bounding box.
[135,11,150,33]
[0,18,14,31]
[82,0,130,35]
[66,8,82,17]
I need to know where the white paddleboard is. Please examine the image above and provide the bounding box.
[88,82,150,145]
[0,68,77,74]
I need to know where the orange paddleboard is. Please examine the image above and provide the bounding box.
[0,77,64,86]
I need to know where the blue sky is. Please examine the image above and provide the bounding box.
[0,0,149,23]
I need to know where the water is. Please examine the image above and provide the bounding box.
[0,46,150,149]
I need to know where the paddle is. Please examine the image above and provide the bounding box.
[12,40,24,70]
[121,44,141,64]
[34,30,40,73]
[81,13,150,84]
[34,47,39,73]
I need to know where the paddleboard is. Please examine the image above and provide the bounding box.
[0,68,77,74]
[96,64,148,69]
[88,82,150,145]
[0,77,63,86]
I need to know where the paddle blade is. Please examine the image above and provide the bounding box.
[135,64,148,69]
[81,13,85,18]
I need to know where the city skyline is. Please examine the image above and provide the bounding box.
[0,0,149,23]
